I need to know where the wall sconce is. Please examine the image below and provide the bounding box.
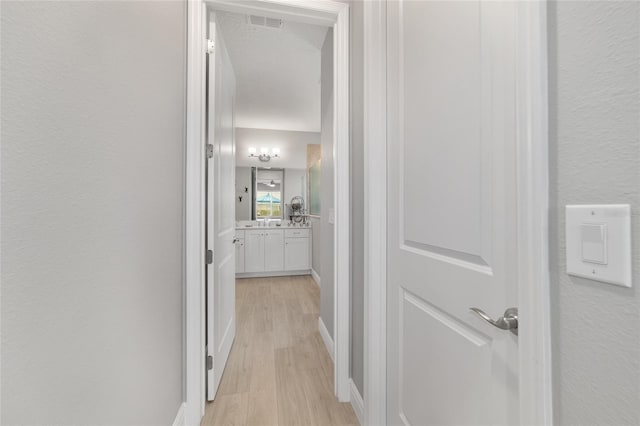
[249,147,280,162]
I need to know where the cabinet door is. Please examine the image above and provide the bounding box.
[235,239,245,273]
[264,231,284,271]
[244,231,264,272]
[285,238,310,271]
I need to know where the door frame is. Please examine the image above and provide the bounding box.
[363,1,553,425]
[185,1,350,424]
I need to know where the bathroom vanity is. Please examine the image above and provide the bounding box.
[235,224,312,277]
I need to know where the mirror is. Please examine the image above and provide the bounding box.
[235,166,307,222]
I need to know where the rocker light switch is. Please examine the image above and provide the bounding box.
[581,223,607,264]
[566,205,631,288]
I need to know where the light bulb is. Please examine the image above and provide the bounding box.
[272,148,280,156]
[260,147,269,155]
[248,147,256,155]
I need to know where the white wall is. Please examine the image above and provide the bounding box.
[1,2,185,424]
[549,2,640,424]
[311,216,322,278]
[319,29,335,339]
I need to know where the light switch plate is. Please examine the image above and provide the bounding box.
[566,204,631,288]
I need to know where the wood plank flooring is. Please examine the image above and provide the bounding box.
[202,276,358,426]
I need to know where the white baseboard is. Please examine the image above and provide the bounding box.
[172,402,185,426]
[318,317,334,362]
[349,379,364,425]
[236,270,311,279]
[311,268,321,288]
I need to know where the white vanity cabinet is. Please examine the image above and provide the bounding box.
[236,227,311,277]
[244,230,265,273]
[264,230,284,271]
[235,231,245,273]
[285,237,310,270]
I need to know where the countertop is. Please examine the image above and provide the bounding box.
[235,224,312,230]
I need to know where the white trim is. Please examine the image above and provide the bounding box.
[362,1,553,425]
[318,317,335,363]
[201,0,345,26]
[363,0,387,425]
[172,403,186,426]
[236,271,311,279]
[311,268,321,288]
[349,379,364,426]
[516,1,553,424]
[185,1,207,425]
[186,1,351,423]
[331,1,351,403]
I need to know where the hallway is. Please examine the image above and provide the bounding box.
[202,276,358,426]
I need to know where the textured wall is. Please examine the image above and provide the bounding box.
[348,0,365,398]
[320,29,335,339]
[1,1,186,424]
[548,2,640,424]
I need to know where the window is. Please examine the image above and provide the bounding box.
[253,168,284,219]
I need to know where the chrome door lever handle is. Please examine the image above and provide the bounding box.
[470,307,518,336]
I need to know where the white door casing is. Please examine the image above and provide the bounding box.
[386,1,520,424]
[187,2,351,421]
[206,13,236,401]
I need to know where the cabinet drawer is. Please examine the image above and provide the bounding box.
[285,228,310,238]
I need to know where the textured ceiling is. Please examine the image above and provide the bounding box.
[216,11,328,133]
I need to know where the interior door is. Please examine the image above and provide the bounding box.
[206,14,236,401]
[386,1,519,425]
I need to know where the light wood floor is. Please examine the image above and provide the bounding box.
[202,275,358,426]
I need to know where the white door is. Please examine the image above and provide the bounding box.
[284,238,310,271]
[264,230,284,271]
[244,230,265,273]
[206,15,236,401]
[387,1,519,425]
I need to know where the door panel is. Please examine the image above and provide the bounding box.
[387,1,519,425]
[264,231,284,271]
[207,15,236,401]
[284,238,310,271]
[244,231,264,273]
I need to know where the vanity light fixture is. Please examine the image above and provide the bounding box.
[249,147,280,162]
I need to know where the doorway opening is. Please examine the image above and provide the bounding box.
[185,1,351,424]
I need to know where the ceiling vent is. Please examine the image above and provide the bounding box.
[247,14,284,30]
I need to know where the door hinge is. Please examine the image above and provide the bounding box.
[206,249,213,265]
[207,355,213,370]
[206,144,214,159]
[207,39,215,54]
